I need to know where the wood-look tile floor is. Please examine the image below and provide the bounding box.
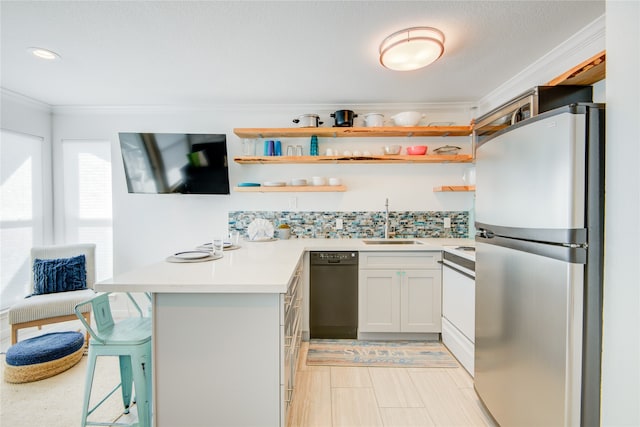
[288,341,497,427]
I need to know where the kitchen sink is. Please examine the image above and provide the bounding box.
[362,239,423,245]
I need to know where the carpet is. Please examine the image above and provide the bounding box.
[1,353,137,427]
[306,339,459,368]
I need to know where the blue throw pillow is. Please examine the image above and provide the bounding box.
[32,254,87,295]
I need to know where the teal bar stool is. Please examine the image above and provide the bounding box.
[75,293,152,427]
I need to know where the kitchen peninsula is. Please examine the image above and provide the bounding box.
[96,238,472,427]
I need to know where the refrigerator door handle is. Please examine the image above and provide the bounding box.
[476,229,495,239]
[475,222,587,245]
[477,233,587,264]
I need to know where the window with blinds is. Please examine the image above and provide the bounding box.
[61,140,113,282]
[0,130,45,310]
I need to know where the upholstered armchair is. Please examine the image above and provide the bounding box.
[8,244,96,344]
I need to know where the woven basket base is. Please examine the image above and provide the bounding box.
[4,346,84,384]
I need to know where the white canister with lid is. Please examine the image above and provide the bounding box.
[292,114,323,128]
[363,113,384,127]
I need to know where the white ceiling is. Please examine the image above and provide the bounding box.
[0,1,605,107]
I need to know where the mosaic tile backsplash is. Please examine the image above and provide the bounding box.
[229,211,469,239]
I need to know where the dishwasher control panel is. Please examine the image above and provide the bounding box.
[310,251,358,265]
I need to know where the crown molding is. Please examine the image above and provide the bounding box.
[1,88,52,113]
[50,101,476,116]
[476,14,605,116]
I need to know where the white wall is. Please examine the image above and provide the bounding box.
[600,1,640,425]
[52,104,476,273]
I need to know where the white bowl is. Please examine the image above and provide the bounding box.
[391,111,425,127]
[311,176,326,186]
[291,178,307,186]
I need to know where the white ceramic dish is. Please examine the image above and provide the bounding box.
[166,253,223,263]
[291,178,307,186]
[263,181,286,187]
[391,111,425,127]
[173,251,211,260]
[247,218,275,241]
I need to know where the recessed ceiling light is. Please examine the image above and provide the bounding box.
[27,47,61,61]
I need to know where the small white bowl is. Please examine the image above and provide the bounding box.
[291,178,307,186]
[328,177,341,186]
[311,176,326,186]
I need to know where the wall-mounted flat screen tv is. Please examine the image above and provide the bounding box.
[118,132,230,194]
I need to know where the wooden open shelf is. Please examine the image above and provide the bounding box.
[433,185,476,192]
[234,154,472,164]
[233,125,472,139]
[547,50,606,86]
[234,185,346,193]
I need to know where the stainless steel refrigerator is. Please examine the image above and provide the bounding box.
[474,103,604,427]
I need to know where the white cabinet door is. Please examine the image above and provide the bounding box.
[358,269,401,332]
[359,252,442,334]
[401,269,442,333]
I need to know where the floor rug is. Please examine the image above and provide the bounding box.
[1,353,137,427]
[306,339,459,368]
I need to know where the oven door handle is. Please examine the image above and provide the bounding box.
[439,260,475,279]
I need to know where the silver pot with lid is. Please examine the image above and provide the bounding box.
[293,114,323,127]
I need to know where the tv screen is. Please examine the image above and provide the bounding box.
[118,132,230,194]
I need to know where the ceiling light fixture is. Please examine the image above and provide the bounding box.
[379,26,445,71]
[27,47,61,61]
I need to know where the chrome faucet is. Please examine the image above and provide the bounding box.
[384,198,390,239]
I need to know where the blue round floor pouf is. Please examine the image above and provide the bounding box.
[4,331,85,383]
[6,332,84,366]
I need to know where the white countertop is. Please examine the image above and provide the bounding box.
[96,237,474,294]
[443,244,476,262]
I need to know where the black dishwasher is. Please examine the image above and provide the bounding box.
[310,251,358,339]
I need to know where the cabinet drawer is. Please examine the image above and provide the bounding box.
[360,251,441,269]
